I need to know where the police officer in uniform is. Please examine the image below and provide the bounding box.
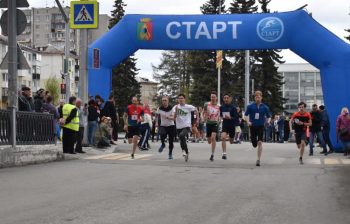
[60,96,79,154]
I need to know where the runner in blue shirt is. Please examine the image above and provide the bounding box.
[244,91,271,166]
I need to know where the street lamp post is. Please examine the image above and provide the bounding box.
[244,50,250,109]
[217,0,222,105]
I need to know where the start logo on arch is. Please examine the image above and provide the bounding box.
[257,17,284,42]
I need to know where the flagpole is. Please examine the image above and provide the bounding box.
[217,0,222,105]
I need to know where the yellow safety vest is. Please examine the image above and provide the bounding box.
[62,103,79,131]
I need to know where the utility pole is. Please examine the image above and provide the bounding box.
[55,0,70,101]
[79,29,88,103]
[8,0,17,148]
[244,50,250,109]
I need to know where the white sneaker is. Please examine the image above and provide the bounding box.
[185,154,189,162]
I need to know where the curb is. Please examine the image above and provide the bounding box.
[0,145,64,168]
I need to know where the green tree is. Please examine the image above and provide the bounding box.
[189,0,234,106]
[253,0,286,113]
[152,51,190,104]
[228,0,258,107]
[109,0,140,115]
[44,76,60,105]
[345,29,350,42]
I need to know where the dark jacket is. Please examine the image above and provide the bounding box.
[34,95,44,112]
[101,101,117,120]
[18,95,34,112]
[310,110,323,132]
[320,109,330,129]
[88,105,99,122]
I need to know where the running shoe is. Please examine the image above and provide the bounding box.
[185,154,189,162]
[168,155,173,160]
[299,157,303,165]
[131,154,134,159]
[222,154,227,160]
[158,144,165,153]
[256,160,260,166]
[209,155,214,161]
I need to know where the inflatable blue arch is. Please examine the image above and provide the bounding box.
[88,10,350,150]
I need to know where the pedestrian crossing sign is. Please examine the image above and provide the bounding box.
[70,0,98,29]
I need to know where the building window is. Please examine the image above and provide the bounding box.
[303,86,314,96]
[2,88,8,96]
[46,15,50,21]
[2,73,8,82]
[35,25,40,29]
[301,72,314,82]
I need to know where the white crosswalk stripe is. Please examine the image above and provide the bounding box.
[82,152,350,165]
[84,153,152,161]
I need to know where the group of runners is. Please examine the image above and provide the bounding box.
[124,90,266,166]
[124,90,320,166]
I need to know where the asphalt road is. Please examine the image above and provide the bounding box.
[1,141,350,224]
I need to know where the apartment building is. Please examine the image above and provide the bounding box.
[278,63,324,114]
[17,7,110,50]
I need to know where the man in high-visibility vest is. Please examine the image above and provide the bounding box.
[60,96,79,154]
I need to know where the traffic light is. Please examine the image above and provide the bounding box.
[60,83,66,94]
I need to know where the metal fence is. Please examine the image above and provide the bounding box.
[0,110,56,145]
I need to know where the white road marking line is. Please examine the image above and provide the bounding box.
[83,153,121,160]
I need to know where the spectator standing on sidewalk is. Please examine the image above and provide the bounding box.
[336,107,350,156]
[75,99,86,153]
[60,96,79,154]
[319,105,334,154]
[18,86,34,112]
[34,88,45,112]
[57,99,65,118]
[276,113,285,143]
[87,99,99,146]
[309,104,328,156]
[101,94,119,144]
[42,95,59,141]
